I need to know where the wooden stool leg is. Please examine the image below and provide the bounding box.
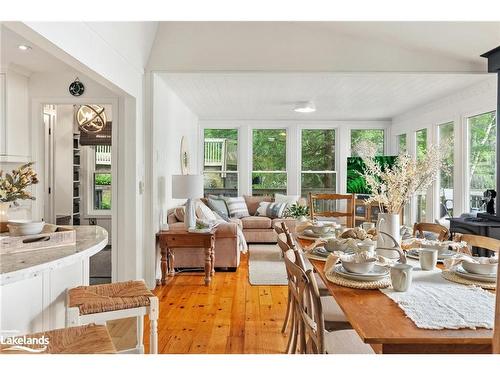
[136,316,144,353]
[149,296,159,354]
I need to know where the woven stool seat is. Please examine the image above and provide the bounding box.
[68,280,154,315]
[0,324,116,354]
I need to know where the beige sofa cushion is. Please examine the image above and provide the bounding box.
[244,195,272,216]
[241,216,272,229]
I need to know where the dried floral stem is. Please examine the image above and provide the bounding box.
[0,162,39,203]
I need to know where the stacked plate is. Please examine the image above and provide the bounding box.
[453,265,497,283]
[301,229,336,239]
[334,264,389,281]
[407,248,457,262]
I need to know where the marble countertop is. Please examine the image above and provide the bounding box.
[0,226,108,286]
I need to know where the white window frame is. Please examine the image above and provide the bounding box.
[82,146,112,217]
[202,128,240,197]
[436,121,455,219]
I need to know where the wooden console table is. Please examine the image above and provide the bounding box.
[157,229,216,286]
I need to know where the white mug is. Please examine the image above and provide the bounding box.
[361,222,375,231]
[419,248,438,270]
[390,264,413,292]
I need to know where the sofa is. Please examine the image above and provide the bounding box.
[165,195,299,270]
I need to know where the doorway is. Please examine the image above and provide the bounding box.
[43,103,113,285]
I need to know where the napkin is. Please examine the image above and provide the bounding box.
[442,254,498,270]
[324,253,340,275]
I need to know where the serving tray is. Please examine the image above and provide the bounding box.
[0,224,76,254]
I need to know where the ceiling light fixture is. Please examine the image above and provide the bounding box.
[18,44,32,51]
[294,101,316,113]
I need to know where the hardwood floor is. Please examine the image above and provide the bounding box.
[108,253,289,354]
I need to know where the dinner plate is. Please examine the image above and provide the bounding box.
[297,230,336,240]
[334,264,389,281]
[454,266,497,283]
[407,249,457,262]
[310,248,330,258]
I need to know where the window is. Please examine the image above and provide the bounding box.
[351,129,385,155]
[398,134,407,153]
[252,129,287,196]
[203,129,238,197]
[301,129,336,197]
[415,129,427,222]
[92,145,112,210]
[468,111,497,211]
[438,122,454,218]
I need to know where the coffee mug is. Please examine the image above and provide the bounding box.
[390,264,413,292]
[361,222,375,231]
[419,248,438,270]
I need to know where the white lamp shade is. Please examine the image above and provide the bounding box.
[172,174,203,199]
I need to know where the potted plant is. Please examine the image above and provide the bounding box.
[284,203,309,222]
[0,162,39,232]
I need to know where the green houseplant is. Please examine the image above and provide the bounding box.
[284,203,309,220]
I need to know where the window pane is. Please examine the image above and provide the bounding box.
[398,134,407,153]
[438,122,454,218]
[301,172,336,197]
[468,111,497,211]
[203,172,238,197]
[415,129,427,221]
[94,173,111,210]
[252,129,287,171]
[351,129,384,155]
[301,129,335,171]
[252,172,287,196]
[204,129,238,171]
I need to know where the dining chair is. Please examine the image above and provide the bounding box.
[282,249,374,354]
[455,234,500,253]
[413,222,450,241]
[308,193,355,227]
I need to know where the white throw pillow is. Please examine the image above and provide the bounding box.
[226,197,250,219]
[275,193,300,206]
[196,201,217,222]
[256,201,287,219]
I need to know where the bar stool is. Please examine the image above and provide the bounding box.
[66,280,159,354]
[0,324,116,354]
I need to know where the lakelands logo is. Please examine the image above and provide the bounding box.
[0,330,49,353]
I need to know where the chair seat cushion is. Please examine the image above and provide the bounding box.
[321,296,348,323]
[241,216,272,229]
[68,280,154,315]
[0,324,116,354]
[324,329,374,354]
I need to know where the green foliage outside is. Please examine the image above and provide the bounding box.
[204,129,238,140]
[94,173,111,210]
[346,156,397,194]
[416,128,427,162]
[351,129,385,156]
[252,129,287,191]
[95,173,111,185]
[301,130,336,193]
[398,134,407,153]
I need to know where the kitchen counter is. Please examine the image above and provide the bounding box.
[0,226,108,335]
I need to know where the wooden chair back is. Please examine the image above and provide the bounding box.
[308,193,355,227]
[283,249,325,354]
[413,222,450,241]
[273,223,284,235]
[456,234,500,253]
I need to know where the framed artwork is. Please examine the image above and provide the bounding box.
[180,136,189,175]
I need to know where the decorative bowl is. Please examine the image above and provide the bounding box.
[341,258,377,274]
[7,220,45,236]
[310,223,332,235]
[462,259,497,275]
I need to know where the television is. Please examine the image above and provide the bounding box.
[346,156,397,195]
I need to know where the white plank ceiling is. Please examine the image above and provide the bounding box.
[160,72,494,120]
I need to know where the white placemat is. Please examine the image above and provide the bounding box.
[381,262,495,330]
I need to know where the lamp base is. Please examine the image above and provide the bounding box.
[185,198,197,230]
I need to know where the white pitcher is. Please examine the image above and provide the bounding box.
[376,213,400,248]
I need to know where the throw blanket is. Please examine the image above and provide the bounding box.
[200,218,248,253]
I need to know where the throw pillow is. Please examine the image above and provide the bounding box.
[207,196,230,220]
[226,196,250,219]
[173,206,185,222]
[243,195,273,216]
[256,201,287,219]
[275,193,300,206]
[196,200,217,222]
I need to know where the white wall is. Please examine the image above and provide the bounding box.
[390,76,497,222]
[54,105,73,218]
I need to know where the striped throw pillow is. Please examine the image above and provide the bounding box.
[226,197,250,219]
[256,202,287,219]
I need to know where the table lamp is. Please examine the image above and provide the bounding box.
[172,174,203,230]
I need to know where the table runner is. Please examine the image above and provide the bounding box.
[381,262,495,330]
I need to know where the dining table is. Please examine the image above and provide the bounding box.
[297,237,494,354]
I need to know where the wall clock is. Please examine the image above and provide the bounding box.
[69,78,85,97]
[180,136,190,175]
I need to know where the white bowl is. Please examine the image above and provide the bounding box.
[7,220,45,236]
[310,224,332,235]
[462,260,497,275]
[341,258,376,274]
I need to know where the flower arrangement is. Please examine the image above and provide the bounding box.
[353,141,442,214]
[0,162,39,204]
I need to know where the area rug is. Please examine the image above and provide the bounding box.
[248,244,288,286]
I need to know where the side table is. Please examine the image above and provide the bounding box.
[157,229,216,286]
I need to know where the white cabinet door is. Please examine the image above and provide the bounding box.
[5,71,30,159]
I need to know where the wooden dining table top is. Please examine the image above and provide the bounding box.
[298,238,494,354]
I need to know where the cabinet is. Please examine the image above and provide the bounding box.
[0,69,30,161]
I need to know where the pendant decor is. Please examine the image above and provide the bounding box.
[180,136,190,175]
[68,77,85,97]
[76,104,107,134]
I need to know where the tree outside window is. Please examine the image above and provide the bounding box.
[351,129,385,156]
[415,129,427,222]
[438,122,454,218]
